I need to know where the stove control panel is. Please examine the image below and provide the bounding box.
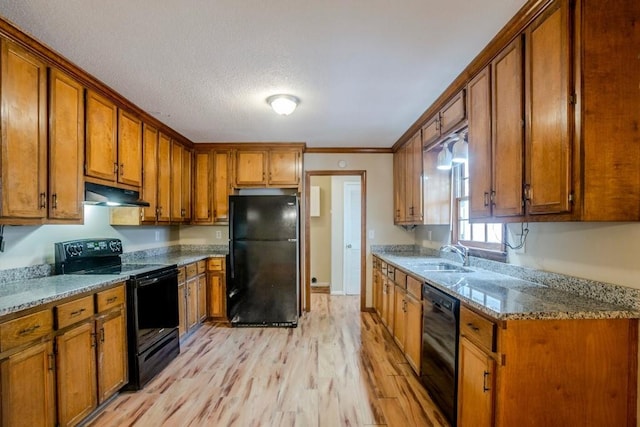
[55,238,123,262]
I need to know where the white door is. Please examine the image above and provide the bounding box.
[343,182,361,295]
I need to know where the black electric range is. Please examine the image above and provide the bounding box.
[54,238,180,390]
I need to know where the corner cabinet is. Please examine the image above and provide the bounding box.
[234,146,302,189]
[457,305,638,426]
[0,39,48,222]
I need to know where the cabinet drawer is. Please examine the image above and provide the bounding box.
[56,296,94,329]
[207,258,223,271]
[0,309,53,352]
[460,306,496,352]
[387,266,395,279]
[407,276,422,299]
[96,285,126,312]
[381,262,388,275]
[186,263,198,279]
[197,260,206,275]
[177,266,186,283]
[394,270,407,288]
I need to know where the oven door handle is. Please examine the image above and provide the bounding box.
[136,270,178,287]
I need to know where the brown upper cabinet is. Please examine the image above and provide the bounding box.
[157,133,172,223]
[423,146,451,225]
[234,147,302,189]
[182,148,192,223]
[422,90,467,148]
[49,68,85,223]
[393,132,424,225]
[171,141,184,223]
[85,90,118,183]
[141,124,159,223]
[117,110,143,187]
[0,39,48,223]
[193,149,232,224]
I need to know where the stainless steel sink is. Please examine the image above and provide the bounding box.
[418,262,471,273]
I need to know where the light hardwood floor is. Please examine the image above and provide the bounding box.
[89,294,449,427]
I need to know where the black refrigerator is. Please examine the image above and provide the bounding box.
[227,195,299,327]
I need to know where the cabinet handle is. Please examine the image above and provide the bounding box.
[120,163,125,176]
[18,324,40,336]
[39,193,46,209]
[106,296,118,304]
[113,162,118,175]
[48,353,55,371]
[483,370,491,392]
[483,192,489,207]
[70,308,86,317]
[90,332,97,348]
[100,327,105,343]
[466,322,480,332]
[52,193,58,209]
[490,191,496,206]
[181,208,186,217]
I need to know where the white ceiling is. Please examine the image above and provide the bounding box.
[0,0,526,148]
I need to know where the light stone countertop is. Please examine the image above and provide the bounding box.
[376,253,639,321]
[0,250,226,318]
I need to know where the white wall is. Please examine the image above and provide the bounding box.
[310,176,332,285]
[304,153,415,306]
[0,206,178,269]
[179,224,229,245]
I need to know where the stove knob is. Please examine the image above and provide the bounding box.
[76,244,83,256]
[65,245,75,257]
[109,240,121,253]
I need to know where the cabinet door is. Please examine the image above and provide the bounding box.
[208,272,226,318]
[117,110,142,187]
[157,133,171,222]
[404,293,423,374]
[49,69,84,222]
[268,149,300,186]
[0,40,47,220]
[411,133,424,222]
[525,0,572,215]
[403,142,414,222]
[385,279,396,333]
[86,90,117,182]
[0,340,56,427]
[193,151,213,223]
[380,277,389,326]
[182,148,192,222]
[421,115,441,147]
[142,124,158,222]
[56,322,97,426]
[492,37,524,217]
[467,66,493,220]
[457,337,495,427]
[440,90,466,136]
[372,267,382,315]
[393,287,406,351]
[177,282,186,337]
[235,150,267,186]
[393,149,406,224]
[197,274,207,322]
[213,151,231,222]
[171,141,184,222]
[96,309,127,403]
[186,278,198,330]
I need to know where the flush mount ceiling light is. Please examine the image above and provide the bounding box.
[436,142,453,170]
[451,131,468,163]
[266,94,300,116]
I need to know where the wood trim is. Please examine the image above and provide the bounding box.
[0,16,193,147]
[193,142,306,150]
[305,147,393,154]
[391,0,553,151]
[303,170,367,313]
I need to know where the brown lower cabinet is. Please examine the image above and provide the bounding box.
[178,261,208,338]
[0,283,127,427]
[458,305,638,426]
[207,257,226,320]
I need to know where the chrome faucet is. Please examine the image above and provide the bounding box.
[440,243,470,266]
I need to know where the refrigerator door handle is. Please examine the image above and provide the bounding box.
[229,200,235,279]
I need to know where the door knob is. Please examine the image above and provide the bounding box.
[346,244,352,249]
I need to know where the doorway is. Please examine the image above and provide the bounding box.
[304,170,366,312]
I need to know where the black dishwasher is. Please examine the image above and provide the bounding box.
[421,282,460,427]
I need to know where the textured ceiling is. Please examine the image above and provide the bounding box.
[0,0,527,148]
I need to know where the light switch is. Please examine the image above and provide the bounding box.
[368,229,375,239]
[215,230,222,239]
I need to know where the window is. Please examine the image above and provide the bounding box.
[452,161,506,255]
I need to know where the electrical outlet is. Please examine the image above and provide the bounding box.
[215,230,222,239]
[154,231,160,242]
[427,230,433,241]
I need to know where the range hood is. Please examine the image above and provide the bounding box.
[84,182,150,207]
